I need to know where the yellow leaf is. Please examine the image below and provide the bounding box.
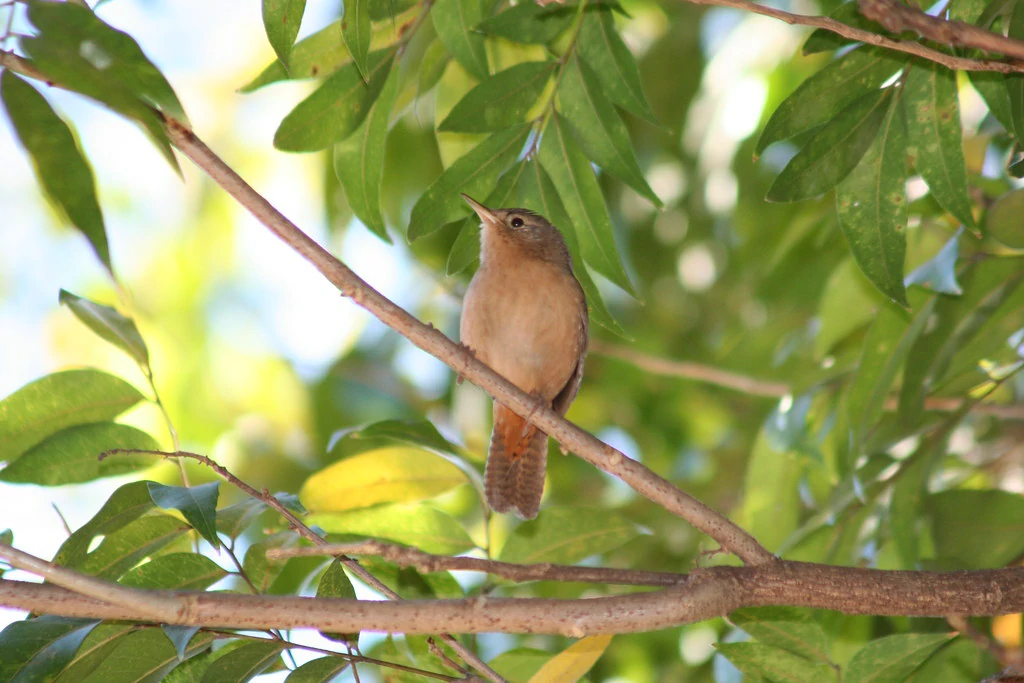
[299,447,467,512]
[528,635,613,683]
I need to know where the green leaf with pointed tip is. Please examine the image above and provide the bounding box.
[716,642,832,682]
[476,3,576,43]
[521,160,627,336]
[498,506,643,564]
[929,489,1024,569]
[834,90,907,305]
[1,72,110,274]
[335,66,399,242]
[557,52,660,207]
[161,626,201,663]
[730,608,831,665]
[148,482,221,547]
[242,20,350,91]
[757,47,902,155]
[769,88,891,204]
[59,290,149,366]
[577,7,657,123]
[54,480,156,567]
[262,0,306,68]
[316,558,359,644]
[76,514,191,579]
[440,61,554,133]
[969,71,1015,135]
[446,161,528,274]
[408,124,531,239]
[216,498,268,539]
[120,553,227,590]
[845,633,953,683]
[0,617,99,683]
[274,50,394,152]
[539,113,636,296]
[0,369,145,462]
[199,641,284,683]
[341,0,370,79]
[417,39,451,96]
[285,657,349,683]
[310,502,475,554]
[905,233,962,294]
[432,0,489,81]
[348,419,464,456]
[0,422,158,485]
[243,531,300,593]
[903,61,975,229]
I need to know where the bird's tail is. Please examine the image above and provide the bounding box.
[485,403,547,520]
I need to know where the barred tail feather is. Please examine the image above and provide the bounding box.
[485,403,548,520]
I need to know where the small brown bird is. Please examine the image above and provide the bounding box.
[459,194,588,520]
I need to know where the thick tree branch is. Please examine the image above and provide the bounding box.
[4,561,1024,635]
[681,0,1024,73]
[267,541,684,587]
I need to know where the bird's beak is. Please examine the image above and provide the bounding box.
[462,194,499,225]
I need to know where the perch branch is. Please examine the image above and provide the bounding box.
[267,541,684,587]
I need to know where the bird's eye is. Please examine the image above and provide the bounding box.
[510,217,524,228]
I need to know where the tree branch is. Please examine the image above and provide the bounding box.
[680,0,1024,73]
[4,560,1024,635]
[267,541,684,587]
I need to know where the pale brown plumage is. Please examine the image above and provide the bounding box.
[459,195,588,520]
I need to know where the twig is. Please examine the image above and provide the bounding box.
[947,615,1024,673]
[5,561,1024,635]
[591,341,1024,420]
[680,0,1024,73]
[267,541,684,587]
[100,449,505,683]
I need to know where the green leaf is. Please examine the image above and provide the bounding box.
[147,482,221,547]
[59,290,150,366]
[1008,2,1024,143]
[21,1,184,171]
[539,113,636,296]
[489,648,551,682]
[903,61,975,229]
[334,66,399,242]
[498,506,642,564]
[432,0,489,81]
[417,39,451,96]
[729,608,831,665]
[243,531,300,593]
[520,160,627,336]
[576,7,657,123]
[346,419,465,456]
[0,423,159,486]
[715,642,832,682]
[310,502,475,554]
[216,498,268,539]
[0,369,145,462]
[73,628,214,683]
[341,0,371,79]
[199,641,284,683]
[242,20,351,91]
[75,514,191,579]
[274,50,394,152]
[316,558,359,644]
[55,622,138,682]
[769,88,891,204]
[986,188,1024,248]
[119,553,226,590]
[0,616,99,683]
[833,91,907,304]
[262,0,307,68]
[54,480,156,567]
[557,53,660,206]
[161,626,201,663]
[969,71,1015,137]
[476,3,575,44]
[407,124,531,239]
[844,633,953,683]
[1,72,110,273]
[905,233,962,294]
[757,47,902,155]
[285,657,349,683]
[929,489,1024,569]
[446,161,528,275]
[439,61,554,133]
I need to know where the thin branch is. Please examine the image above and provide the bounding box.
[267,541,684,587]
[947,615,1024,673]
[4,561,1024,635]
[591,341,1024,420]
[680,0,1024,73]
[100,449,504,683]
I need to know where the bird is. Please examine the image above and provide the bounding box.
[459,194,588,520]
